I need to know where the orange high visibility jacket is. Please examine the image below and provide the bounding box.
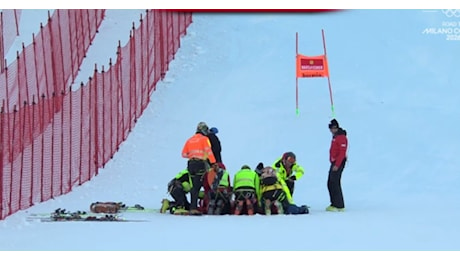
[182,133,216,164]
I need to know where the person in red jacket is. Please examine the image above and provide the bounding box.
[326,119,348,212]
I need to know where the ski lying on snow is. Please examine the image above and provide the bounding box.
[27,208,150,222]
[121,207,160,213]
[28,206,160,218]
[28,209,101,217]
[37,216,149,222]
[28,213,148,222]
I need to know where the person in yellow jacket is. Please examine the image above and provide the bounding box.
[181,122,216,215]
[258,166,294,215]
[258,164,309,215]
[232,165,260,215]
[272,151,305,198]
[162,169,193,215]
[161,169,208,215]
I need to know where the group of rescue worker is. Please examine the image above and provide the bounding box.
[160,121,309,216]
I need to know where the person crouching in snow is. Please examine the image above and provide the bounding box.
[232,165,260,215]
[161,169,194,215]
[259,166,291,215]
[202,162,232,215]
[259,165,309,215]
[272,151,305,198]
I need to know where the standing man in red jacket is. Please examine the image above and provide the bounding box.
[326,119,348,212]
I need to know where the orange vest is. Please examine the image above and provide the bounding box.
[182,133,216,164]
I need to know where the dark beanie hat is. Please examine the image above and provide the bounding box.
[328,119,339,129]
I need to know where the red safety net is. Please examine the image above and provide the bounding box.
[0,10,193,219]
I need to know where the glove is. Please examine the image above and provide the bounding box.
[289,175,296,181]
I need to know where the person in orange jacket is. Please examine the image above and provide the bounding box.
[181,122,216,215]
[202,162,232,215]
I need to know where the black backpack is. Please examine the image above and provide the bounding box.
[260,167,278,186]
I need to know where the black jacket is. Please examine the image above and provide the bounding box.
[207,133,222,163]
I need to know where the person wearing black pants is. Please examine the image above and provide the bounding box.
[187,159,208,212]
[327,158,346,209]
[326,119,348,212]
[181,122,216,215]
[167,169,192,212]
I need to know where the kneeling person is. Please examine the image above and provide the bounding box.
[232,165,260,215]
[203,162,232,215]
[162,169,193,215]
[259,166,292,215]
[260,166,309,215]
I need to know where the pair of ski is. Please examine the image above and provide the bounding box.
[28,204,159,222]
[42,215,148,222]
[207,167,227,215]
[29,204,158,217]
[27,210,144,222]
[43,212,146,222]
